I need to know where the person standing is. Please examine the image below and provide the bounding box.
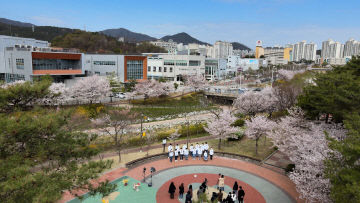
[179,148,184,161]
[218,175,225,191]
[175,144,180,151]
[168,182,176,199]
[174,149,179,162]
[185,191,192,203]
[217,191,223,203]
[238,186,245,203]
[169,150,174,162]
[209,147,214,160]
[203,151,208,161]
[168,144,173,155]
[189,144,194,157]
[179,183,185,199]
[192,146,197,160]
[184,148,189,160]
[204,142,209,152]
[233,181,238,195]
[183,143,187,150]
[197,147,202,160]
[162,138,167,152]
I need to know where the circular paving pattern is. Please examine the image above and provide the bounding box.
[147,165,295,203]
[156,173,265,203]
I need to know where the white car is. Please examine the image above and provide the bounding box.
[114,92,126,99]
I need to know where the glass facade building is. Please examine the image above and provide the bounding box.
[126,60,144,80]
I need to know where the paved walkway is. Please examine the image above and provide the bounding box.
[59,156,304,203]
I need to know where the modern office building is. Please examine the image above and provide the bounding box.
[0,35,148,83]
[146,54,205,82]
[205,58,227,81]
[150,39,177,54]
[264,46,288,65]
[83,54,147,83]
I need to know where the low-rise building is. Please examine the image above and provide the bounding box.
[146,54,205,82]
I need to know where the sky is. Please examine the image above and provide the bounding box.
[1,0,360,48]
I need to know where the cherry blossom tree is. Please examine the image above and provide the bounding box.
[266,107,346,202]
[233,86,277,115]
[92,109,135,162]
[184,74,208,92]
[245,115,275,155]
[204,109,239,149]
[277,69,305,81]
[38,83,72,106]
[71,75,111,104]
[131,79,173,99]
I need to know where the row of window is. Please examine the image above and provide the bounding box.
[93,61,116,66]
[32,59,81,70]
[147,66,173,73]
[16,58,24,69]
[127,60,143,80]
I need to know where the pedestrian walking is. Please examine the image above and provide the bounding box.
[218,175,225,191]
[185,191,192,203]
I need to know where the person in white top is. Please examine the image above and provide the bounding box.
[184,148,189,160]
[169,150,174,162]
[204,142,209,151]
[174,149,179,162]
[195,143,200,150]
[189,144,194,157]
[162,139,167,152]
[203,151,208,161]
[200,143,204,151]
[175,144,180,151]
[168,144,173,154]
[192,147,196,160]
[209,148,214,160]
[182,144,187,150]
[179,148,184,161]
[197,147,202,160]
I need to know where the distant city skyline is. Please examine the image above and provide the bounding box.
[1,0,359,48]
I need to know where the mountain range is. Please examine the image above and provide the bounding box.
[0,17,251,50]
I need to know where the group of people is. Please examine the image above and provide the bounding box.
[214,174,246,203]
[167,142,215,162]
[168,178,208,203]
[168,174,246,203]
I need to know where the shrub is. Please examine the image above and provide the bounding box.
[126,136,144,147]
[232,119,245,127]
[285,164,295,173]
[178,123,206,137]
[75,104,105,118]
[271,110,289,119]
[227,132,244,141]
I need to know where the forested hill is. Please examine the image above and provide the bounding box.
[0,22,75,42]
[51,31,167,54]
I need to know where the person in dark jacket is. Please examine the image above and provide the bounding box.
[217,191,223,202]
[225,192,234,203]
[168,182,176,199]
[185,190,192,203]
[233,181,238,194]
[179,183,185,199]
[238,186,245,203]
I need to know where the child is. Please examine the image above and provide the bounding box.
[174,149,179,162]
[209,147,214,160]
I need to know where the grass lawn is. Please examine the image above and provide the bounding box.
[206,136,275,160]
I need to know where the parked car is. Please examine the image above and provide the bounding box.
[253,88,262,92]
[114,92,126,99]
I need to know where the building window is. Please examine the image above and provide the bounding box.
[164,67,167,72]
[176,60,187,66]
[127,60,144,80]
[164,60,175,65]
[159,67,162,72]
[148,66,151,72]
[170,67,173,72]
[32,59,81,70]
[95,72,100,75]
[93,61,116,66]
[189,60,201,66]
[153,67,156,72]
[16,59,24,69]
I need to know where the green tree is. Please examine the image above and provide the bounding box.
[107,72,122,94]
[325,113,360,202]
[298,57,360,122]
[0,76,52,112]
[0,109,114,203]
